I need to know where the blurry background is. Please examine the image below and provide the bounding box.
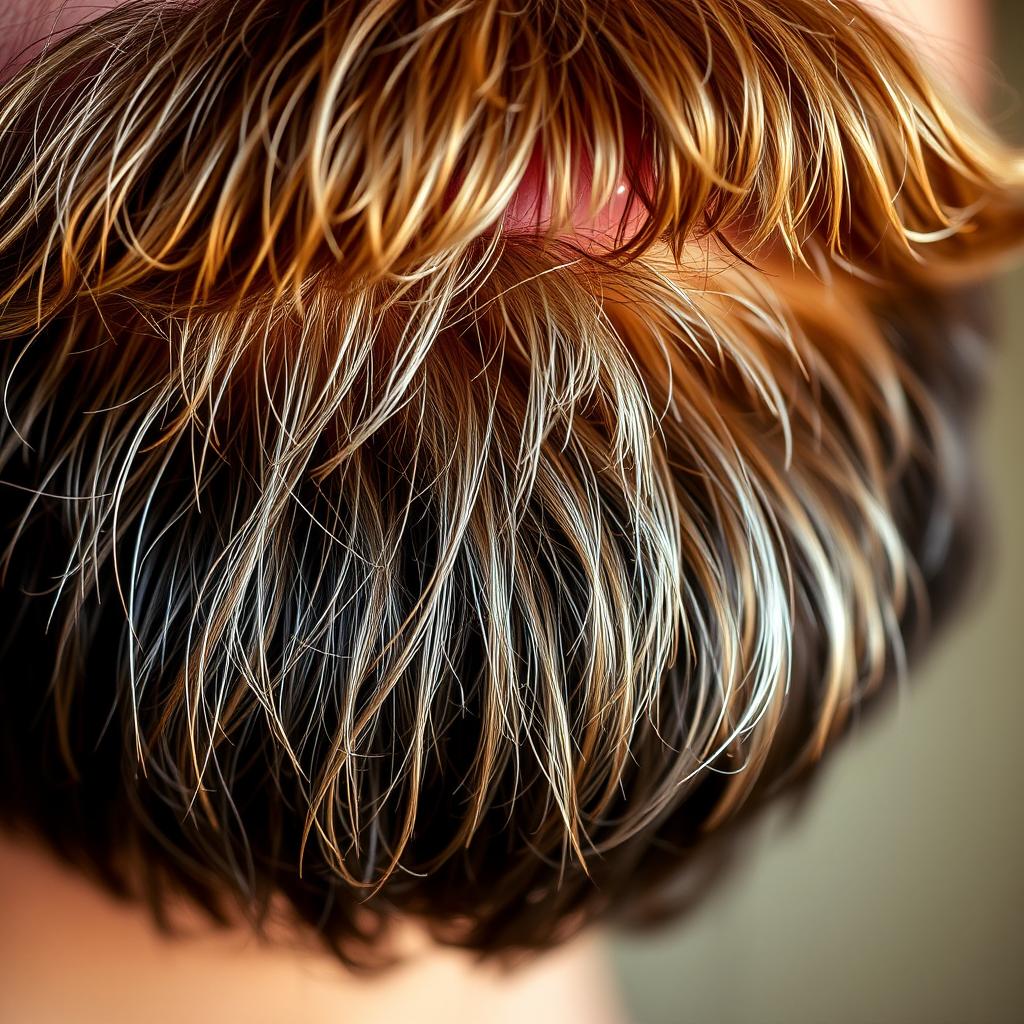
[612,3,1024,1021]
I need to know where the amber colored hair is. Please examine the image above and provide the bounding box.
[0,0,1021,964]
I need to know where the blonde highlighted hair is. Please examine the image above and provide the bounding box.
[0,0,1021,962]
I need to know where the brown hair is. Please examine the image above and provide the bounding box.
[0,0,1021,965]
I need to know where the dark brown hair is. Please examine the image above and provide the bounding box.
[0,0,1021,965]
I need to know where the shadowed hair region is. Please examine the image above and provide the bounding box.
[0,0,1021,966]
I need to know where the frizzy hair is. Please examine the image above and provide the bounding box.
[0,0,1021,962]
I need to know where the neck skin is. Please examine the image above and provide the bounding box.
[0,832,626,1024]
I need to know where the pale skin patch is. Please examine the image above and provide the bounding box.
[874,0,990,103]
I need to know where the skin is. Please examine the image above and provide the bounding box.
[0,837,625,1024]
[0,2,989,1022]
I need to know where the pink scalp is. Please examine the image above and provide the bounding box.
[502,135,651,245]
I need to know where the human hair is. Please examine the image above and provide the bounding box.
[0,0,1021,966]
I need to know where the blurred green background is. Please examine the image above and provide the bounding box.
[611,3,1024,1021]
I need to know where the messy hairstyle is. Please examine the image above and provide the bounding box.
[0,0,1021,964]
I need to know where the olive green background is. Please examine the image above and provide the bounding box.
[611,5,1024,1021]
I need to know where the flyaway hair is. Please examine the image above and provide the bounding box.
[0,0,1021,963]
